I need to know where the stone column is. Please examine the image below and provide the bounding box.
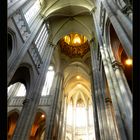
[11,43,55,140]
[104,0,132,42]
[96,1,132,57]
[45,71,64,140]
[8,18,44,84]
[102,45,132,140]
[56,89,68,140]
[57,95,65,139]
[111,60,132,103]
[90,49,104,140]
[90,72,100,140]
[100,45,127,140]
[97,52,114,140]
[105,97,120,140]
[101,63,120,140]
[91,9,132,140]
[90,44,110,140]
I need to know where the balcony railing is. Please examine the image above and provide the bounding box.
[8,96,50,106]
[8,97,25,106]
[12,10,31,42]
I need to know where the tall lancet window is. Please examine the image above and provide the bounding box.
[8,82,26,97]
[24,0,41,25]
[88,104,94,126]
[76,99,87,127]
[41,66,55,96]
[34,23,48,56]
[66,102,73,125]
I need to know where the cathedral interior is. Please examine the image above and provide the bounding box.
[7,0,132,140]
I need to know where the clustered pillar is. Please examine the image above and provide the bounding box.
[45,71,64,140]
[101,0,132,57]
[91,5,132,140]
[11,43,55,140]
[90,43,118,140]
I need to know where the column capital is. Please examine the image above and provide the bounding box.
[111,60,124,71]
[90,7,97,14]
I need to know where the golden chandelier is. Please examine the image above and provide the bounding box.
[63,33,87,46]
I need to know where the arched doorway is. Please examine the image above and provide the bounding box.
[7,111,19,140]
[29,112,46,140]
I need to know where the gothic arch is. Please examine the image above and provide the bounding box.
[45,5,93,19]
[105,18,129,60]
[45,5,94,44]
[8,109,20,117]
[7,110,20,140]
[36,108,47,118]
[8,28,17,60]
[8,63,34,95]
[105,18,132,91]
[29,110,46,140]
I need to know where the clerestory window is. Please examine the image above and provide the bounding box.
[41,66,55,96]
[24,0,41,25]
[34,23,48,57]
[8,82,26,97]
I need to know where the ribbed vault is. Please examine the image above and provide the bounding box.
[40,0,96,44]
[63,61,91,106]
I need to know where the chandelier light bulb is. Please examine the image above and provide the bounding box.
[41,114,45,118]
[76,75,80,79]
[125,58,132,66]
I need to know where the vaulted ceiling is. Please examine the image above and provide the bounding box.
[41,0,96,105]
[59,33,90,58]
[63,61,92,106]
[40,0,96,44]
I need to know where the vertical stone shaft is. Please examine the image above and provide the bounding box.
[90,46,105,140]
[101,1,132,57]
[101,63,120,140]
[11,43,55,140]
[105,0,132,42]
[57,95,65,139]
[92,10,131,140]
[63,99,68,140]
[60,96,67,140]
[90,45,111,140]
[90,72,101,140]
[104,48,132,139]
[45,72,63,140]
